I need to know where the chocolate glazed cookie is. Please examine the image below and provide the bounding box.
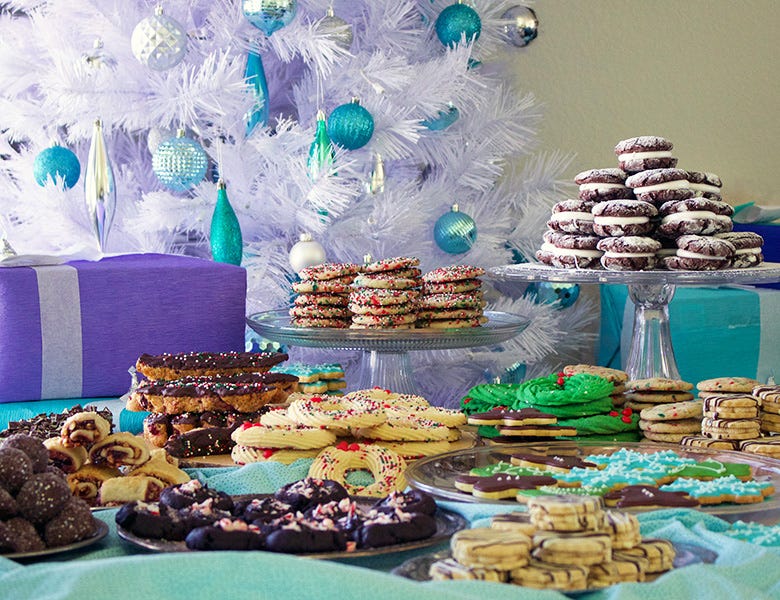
[625,168,694,205]
[657,198,734,238]
[614,136,677,172]
[714,232,764,268]
[664,234,736,271]
[546,199,596,235]
[536,230,602,269]
[597,236,661,271]
[592,200,657,237]
[574,168,634,201]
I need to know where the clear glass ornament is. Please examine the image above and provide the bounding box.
[500,6,539,48]
[33,144,80,188]
[327,98,374,150]
[84,119,116,251]
[83,38,117,70]
[318,6,353,51]
[307,110,335,180]
[245,50,270,136]
[131,6,188,71]
[289,232,326,272]
[434,204,477,254]
[242,0,297,36]
[366,152,385,194]
[435,2,482,48]
[152,130,209,192]
[210,180,243,265]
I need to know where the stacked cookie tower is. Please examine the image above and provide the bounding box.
[622,378,700,443]
[348,256,422,329]
[417,265,487,328]
[126,351,297,459]
[696,377,762,444]
[290,262,362,328]
[431,497,675,590]
[537,136,765,271]
[754,384,780,437]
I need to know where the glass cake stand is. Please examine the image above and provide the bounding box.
[246,309,529,395]
[489,262,780,380]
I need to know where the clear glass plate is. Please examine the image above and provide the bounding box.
[404,440,780,523]
[246,309,529,352]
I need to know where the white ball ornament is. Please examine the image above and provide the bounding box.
[131,6,188,71]
[289,233,326,272]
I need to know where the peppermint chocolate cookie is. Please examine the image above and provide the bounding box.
[664,234,736,271]
[592,200,657,237]
[574,168,633,201]
[547,199,596,235]
[597,236,660,271]
[657,198,734,238]
[625,168,694,205]
[614,136,677,172]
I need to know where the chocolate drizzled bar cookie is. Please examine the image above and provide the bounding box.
[136,351,289,381]
[128,372,298,414]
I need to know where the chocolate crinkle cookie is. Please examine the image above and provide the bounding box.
[536,231,603,269]
[614,136,678,172]
[687,171,723,200]
[592,200,657,237]
[43,497,96,547]
[1,434,50,473]
[714,231,764,268]
[625,168,694,205]
[0,486,18,519]
[16,472,72,525]
[597,236,661,271]
[546,199,597,235]
[574,168,634,201]
[664,234,736,271]
[657,198,734,238]
[0,447,33,494]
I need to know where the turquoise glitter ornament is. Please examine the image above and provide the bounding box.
[242,0,297,36]
[434,204,477,254]
[33,144,80,188]
[152,130,208,192]
[526,282,580,309]
[307,110,335,179]
[210,180,243,266]
[245,50,270,136]
[421,104,460,131]
[327,98,374,150]
[435,2,482,48]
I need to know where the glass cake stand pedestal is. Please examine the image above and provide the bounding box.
[246,309,529,396]
[489,262,780,380]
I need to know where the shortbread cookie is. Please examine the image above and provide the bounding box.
[490,512,537,537]
[230,445,320,465]
[626,378,694,392]
[589,553,648,587]
[640,400,703,421]
[603,510,641,550]
[298,262,361,281]
[511,453,598,472]
[532,531,612,566]
[468,474,560,501]
[574,168,633,202]
[231,423,337,450]
[621,538,675,573]
[641,430,690,443]
[429,558,507,582]
[422,279,482,295]
[739,438,780,458]
[660,476,773,505]
[451,528,532,570]
[702,395,759,419]
[423,265,485,283]
[698,377,762,394]
[638,418,702,433]
[760,411,780,433]
[509,560,589,591]
[496,424,578,438]
[527,494,604,523]
[501,409,558,426]
[614,136,677,173]
[701,417,761,440]
[680,435,738,450]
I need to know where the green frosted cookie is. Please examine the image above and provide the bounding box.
[515,373,614,408]
[557,412,640,436]
[461,383,523,414]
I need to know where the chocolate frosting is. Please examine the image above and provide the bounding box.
[604,484,699,508]
[138,351,288,370]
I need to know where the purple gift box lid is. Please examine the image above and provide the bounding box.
[0,253,247,403]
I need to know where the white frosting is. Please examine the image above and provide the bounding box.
[676,249,726,260]
[550,211,594,222]
[689,182,722,194]
[735,247,761,255]
[632,179,690,193]
[578,183,627,191]
[540,242,602,258]
[618,150,673,160]
[594,216,648,225]
[603,251,655,258]
[661,211,732,224]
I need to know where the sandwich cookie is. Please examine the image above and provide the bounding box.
[532,530,612,566]
[536,231,603,269]
[714,232,764,268]
[657,198,734,238]
[509,560,589,591]
[574,168,633,201]
[546,199,597,235]
[597,236,660,271]
[614,136,677,173]
[687,171,723,200]
[450,527,532,570]
[592,200,657,237]
[625,168,694,205]
[664,234,736,271]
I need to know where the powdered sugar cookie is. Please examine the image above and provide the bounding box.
[292,280,352,294]
[614,136,677,173]
[664,235,735,271]
[714,232,764,268]
[625,168,694,205]
[657,198,733,238]
[536,231,602,269]
[592,200,657,237]
[597,236,660,271]
[687,171,723,200]
[349,288,418,306]
[574,168,633,202]
[289,305,350,319]
[547,199,597,236]
[422,279,482,294]
[362,256,420,273]
[422,265,485,283]
[352,275,419,289]
[293,293,349,306]
[298,262,361,281]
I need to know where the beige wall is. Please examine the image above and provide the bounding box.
[509,0,780,207]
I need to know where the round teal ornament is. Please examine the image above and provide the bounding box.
[434,204,477,254]
[327,98,374,150]
[33,145,80,188]
[435,2,482,48]
[152,130,209,192]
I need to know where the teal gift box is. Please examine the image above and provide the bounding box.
[599,284,780,385]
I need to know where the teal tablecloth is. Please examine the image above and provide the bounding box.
[1,462,780,600]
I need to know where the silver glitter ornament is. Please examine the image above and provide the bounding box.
[318,6,353,51]
[500,6,539,47]
[131,5,188,71]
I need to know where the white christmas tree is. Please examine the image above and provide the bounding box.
[0,0,596,405]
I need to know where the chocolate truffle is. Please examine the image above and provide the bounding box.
[0,447,33,494]
[0,486,18,519]
[16,472,72,525]
[43,497,97,547]
[2,434,50,473]
[4,517,46,552]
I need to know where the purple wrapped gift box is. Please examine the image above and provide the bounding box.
[0,253,247,402]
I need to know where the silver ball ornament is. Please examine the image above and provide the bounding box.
[289,233,326,272]
[500,6,539,47]
[318,6,353,51]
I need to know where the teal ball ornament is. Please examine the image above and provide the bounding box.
[435,3,482,48]
[528,282,580,309]
[152,131,208,192]
[33,145,80,188]
[327,99,374,150]
[434,204,477,254]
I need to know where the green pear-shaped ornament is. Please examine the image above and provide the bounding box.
[210,180,243,265]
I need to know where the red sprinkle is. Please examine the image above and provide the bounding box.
[621,416,632,423]
[262,449,274,458]
[336,441,349,450]
[609,411,619,417]
[348,443,360,451]
[463,398,471,404]
[621,408,633,416]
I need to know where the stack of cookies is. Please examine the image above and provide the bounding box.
[348,256,421,329]
[417,265,487,328]
[431,495,675,590]
[697,376,762,444]
[290,262,362,328]
[467,408,577,441]
[753,384,780,436]
[622,378,698,443]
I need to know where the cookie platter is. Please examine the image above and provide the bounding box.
[404,441,780,524]
[1,520,109,561]
[116,494,467,559]
[391,541,718,595]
